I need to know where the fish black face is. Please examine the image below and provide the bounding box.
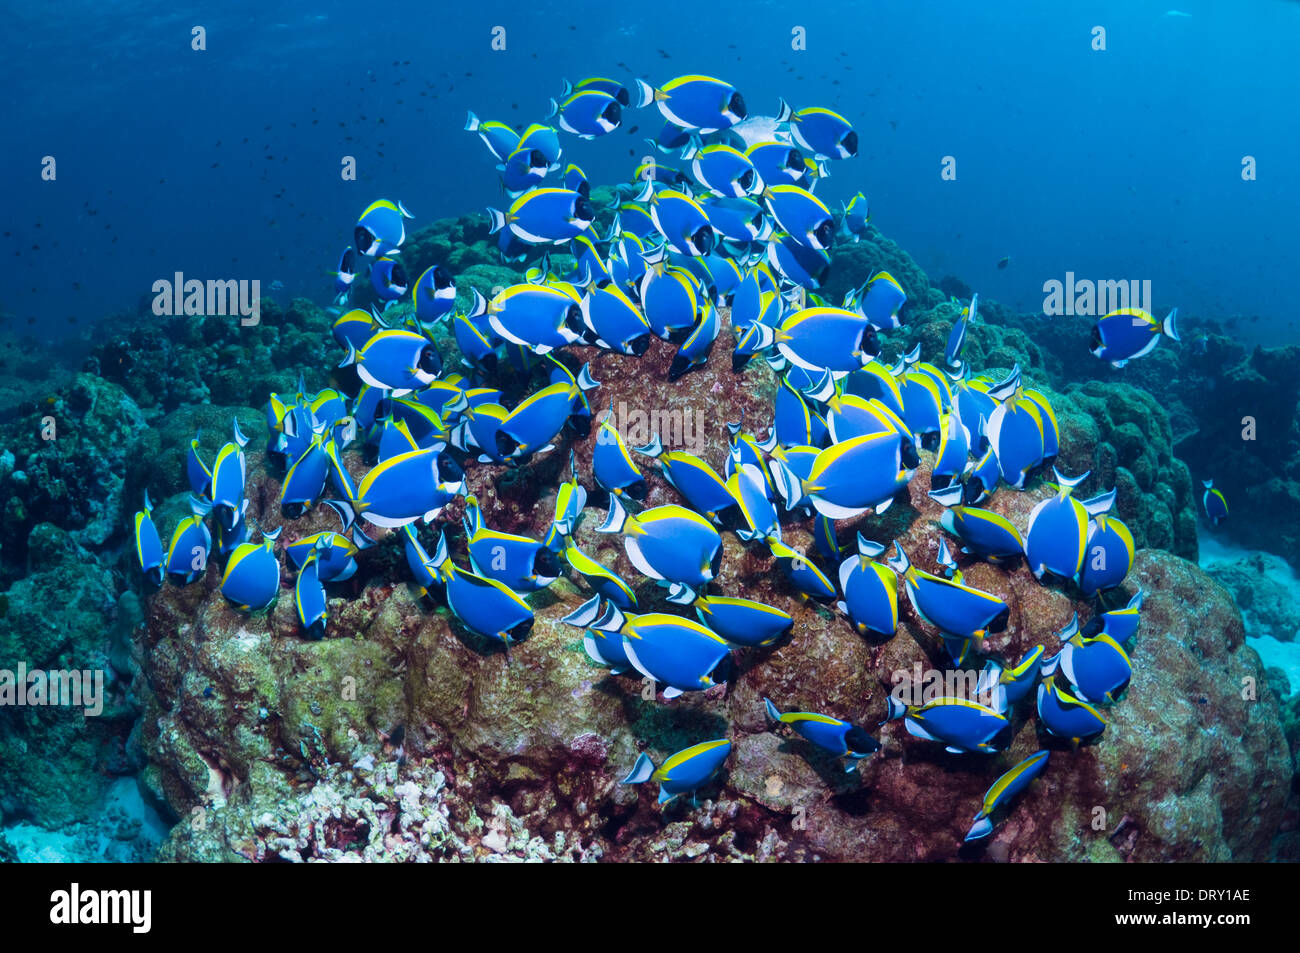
[434,266,453,290]
[508,618,534,644]
[786,147,804,170]
[1088,324,1103,352]
[731,351,752,373]
[529,148,548,171]
[603,101,622,124]
[354,225,376,254]
[340,247,356,272]
[534,547,563,579]
[495,431,520,458]
[390,261,408,288]
[691,225,715,255]
[900,440,921,470]
[814,262,831,286]
[614,86,630,106]
[739,168,755,192]
[147,566,164,588]
[814,219,834,248]
[437,452,464,484]
[842,130,859,157]
[730,91,748,120]
[710,652,735,685]
[962,478,983,505]
[282,501,307,520]
[305,619,326,642]
[625,480,648,502]
[568,414,592,439]
[576,179,591,198]
[709,544,724,580]
[417,343,442,376]
[861,324,880,357]
[845,727,881,756]
[575,196,595,222]
[668,353,694,382]
[566,303,584,331]
[989,606,1010,634]
[629,332,652,357]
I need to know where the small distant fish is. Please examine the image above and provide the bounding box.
[1202,479,1228,526]
[996,256,1010,270]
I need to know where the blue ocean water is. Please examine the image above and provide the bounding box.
[5,0,1298,347]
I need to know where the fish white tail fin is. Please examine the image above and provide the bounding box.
[1162,307,1180,341]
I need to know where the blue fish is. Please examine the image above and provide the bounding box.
[767,538,837,600]
[578,282,652,355]
[1090,308,1179,367]
[884,695,1010,754]
[855,272,906,330]
[976,645,1045,707]
[1024,469,1116,582]
[464,112,520,163]
[965,750,1049,841]
[746,140,807,188]
[336,445,464,529]
[489,188,594,245]
[838,191,870,242]
[462,496,559,593]
[670,299,721,380]
[331,245,358,302]
[687,143,760,198]
[764,697,880,771]
[475,283,582,355]
[1047,614,1133,705]
[341,328,442,396]
[622,738,733,805]
[776,305,877,374]
[280,435,329,519]
[593,411,646,500]
[354,199,412,257]
[1078,514,1134,597]
[764,185,834,250]
[596,497,722,602]
[782,102,858,160]
[563,596,733,697]
[939,505,1024,564]
[562,539,638,611]
[209,419,250,533]
[220,528,283,612]
[695,595,792,647]
[1036,673,1107,745]
[133,491,165,586]
[945,293,977,371]
[294,545,329,640]
[888,542,1010,664]
[428,531,534,647]
[635,436,736,522]
[369,256,409,303]
[1080,590,1144,644]
[1202,479,1228,526]
[413,265,456,326]
[837,535,899,641]
[986,391,1045,490]
[636,75,747,133]
[497,380,583,459]
[642,186,715,257]
[547,89,622,138]
[773,431,909,520]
